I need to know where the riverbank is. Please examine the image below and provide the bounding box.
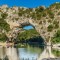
[53,44,60,50]
[0,42,14,47]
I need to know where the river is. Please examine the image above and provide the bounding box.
[0,44,60,60]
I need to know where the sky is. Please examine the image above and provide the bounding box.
[23,26,33,30]
[0,0,60,8]
[0,0,60,30]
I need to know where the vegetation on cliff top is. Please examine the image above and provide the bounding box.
[0,2,60,32]
[18,3,60,19]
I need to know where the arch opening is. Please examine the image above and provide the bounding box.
[15,25,45,47]
[23,25,33,30]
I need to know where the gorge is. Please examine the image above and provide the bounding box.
[0,2,60,45]
[0,2,60,60]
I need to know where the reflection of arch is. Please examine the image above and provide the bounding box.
[0,47,6,60]
[6,47,19,60]
[38,46,55,60]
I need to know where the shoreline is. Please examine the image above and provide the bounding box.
[0,42,14,47]
[0,42,60,47]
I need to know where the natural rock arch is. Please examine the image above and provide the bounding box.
[6,16,59,45]
[0,3,60,44]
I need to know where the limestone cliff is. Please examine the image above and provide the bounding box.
[0,3,60,43]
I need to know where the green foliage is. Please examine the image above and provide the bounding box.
[52,37,60,44]
[47,25,53,32]
[57,12,60,15]
[18,12,23,16]
[36,13,42,20]
[18,6,45,20]
[18,8,25,16]
[53,21,59,29]
[34,6,45,20]
[50,2,60,9]
[47,10,54,19]
[0,33,8,42]
[17,3,60,21]
[39,21,42,24]
[1,13,8,19]
[52,30,60,44]
[55,3,60,9]
[35,6,45,12]
[52,49,60,57]
[0,18,10,32]
[42,12,46,17]
[17,29,39,41]
[48,19,52,23]
[55,30,60,37]
[30,12,36,19]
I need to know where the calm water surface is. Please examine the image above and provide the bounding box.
[18,44,44,60]
[0,44,60,60]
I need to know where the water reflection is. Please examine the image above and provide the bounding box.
[0,44,60,60]
[0,47,6,60]
[6,47,19,60]
[0,47,19,60]
[18,44,44,60]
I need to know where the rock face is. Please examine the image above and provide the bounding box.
[0,3,60,43]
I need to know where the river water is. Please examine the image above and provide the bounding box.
[0,44,60,60]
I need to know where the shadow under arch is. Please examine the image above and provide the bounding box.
[16,24,45,47]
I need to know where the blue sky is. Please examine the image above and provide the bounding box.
[0,0,60,8]
[23,26,33,30]
[0,0,60,30]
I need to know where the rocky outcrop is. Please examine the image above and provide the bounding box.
[0,3,60,43]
